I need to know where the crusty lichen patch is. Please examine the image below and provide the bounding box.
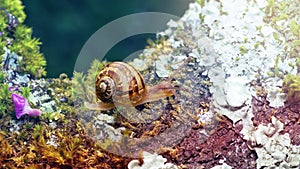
[247,116,300,168]
[128,151,179,169]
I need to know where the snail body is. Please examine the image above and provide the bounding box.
[85,62,176,110]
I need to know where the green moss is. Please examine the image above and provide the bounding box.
[265,0,275,17]
[272,32,280,42]
[41,112,65,121]
[219,2,228,16]
[262,0,300,79]
[72,71,88,101]
[296,58,300,68]
[0,71,5,83]
[10,25,47,77]
[0,2,145,168]
[33,124,42,139]
[254,42,260,49]
[0,0,26,23]
[0,131,14,157]
[72,59,107,104]
[239,46,248,55]
[50,74,73,111]
[274,55,279,76]
[199,13,205,23]
[23,123,33,130]
[267,71,275,77]
[282,74,300,105]
[290,19,300,37]
[271,3,298,38]
[87,59,107,85]
[20,86,30,99]
[0,1,46,78]
[196,0,206,8]
[0,82,13,117]
[0,14,7,32]
[256,25,262,31]
[289,20,300,59]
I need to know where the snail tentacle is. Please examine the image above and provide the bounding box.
[84,101,115,110]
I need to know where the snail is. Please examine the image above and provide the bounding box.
[85,62,177,110]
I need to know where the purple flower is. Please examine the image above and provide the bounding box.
[11,93,41,119]
[9,86,19,92]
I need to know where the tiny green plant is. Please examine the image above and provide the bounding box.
[282,74,300,105]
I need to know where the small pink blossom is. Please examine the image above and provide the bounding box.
[9,86,19,92]
[11,93,41,119]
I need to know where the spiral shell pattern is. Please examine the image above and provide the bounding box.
[95,62,146,104]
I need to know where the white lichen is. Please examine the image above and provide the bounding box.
[28,79,57,113]
[46,134,58,149]
[93,114,124,142]
[168,1,299,168]
[245,117,300,168]
[155,55,172,78]
[113,0,299,168]
[128,151,178,169]
[8,119,22,133]
[1,47,31,86]
[222,76,251,108]
[265,86,287,108]
[95,113,115,124]
[154,54,188,78]
[211,162,232,169]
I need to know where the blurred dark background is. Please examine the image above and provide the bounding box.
[23,0,194,78]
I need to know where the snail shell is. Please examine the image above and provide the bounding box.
[85,61,177,110]
[95,62,146,105]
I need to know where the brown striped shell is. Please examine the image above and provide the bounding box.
[95,62,146,105]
